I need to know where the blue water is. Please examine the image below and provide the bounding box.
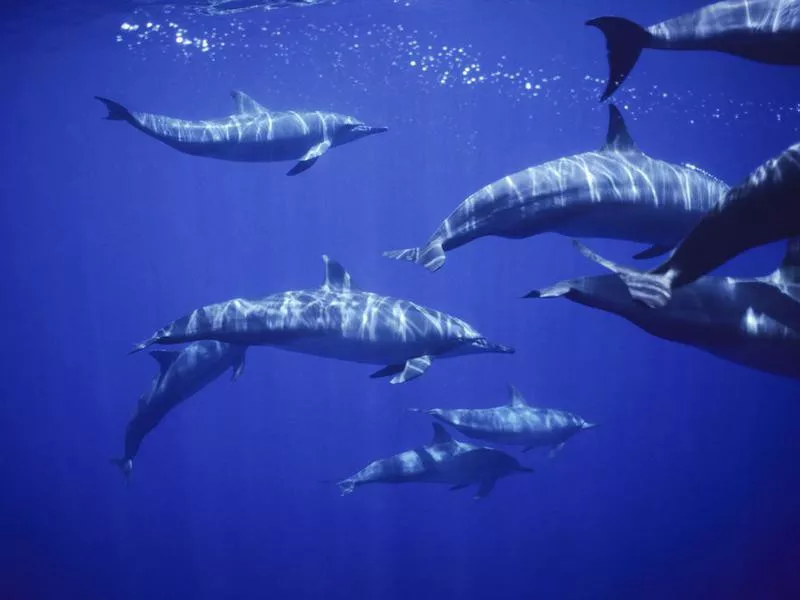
[3,1,800,598]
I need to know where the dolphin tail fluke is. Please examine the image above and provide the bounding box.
[110,458,132,482]
[337,479,356,496]
[383,240,445,273]
[573,240,674,308]
[95,96,133,122]
[586,17,652,101]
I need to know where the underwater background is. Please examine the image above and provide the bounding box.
[2,0,800,598]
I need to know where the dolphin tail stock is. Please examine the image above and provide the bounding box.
[95,96,134,122]
[337,479,357,496]
[383,239,446,273]
[110,458,133,483]
[586,17,653,101]
[572,241,674,308]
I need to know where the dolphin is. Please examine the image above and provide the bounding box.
[384,104,728,272]
[526,238,800,380]
[112,340,246,480]
[574,141,800,308]
[95,90,388,175]
[130,256,513,384]
[337,424,533,499]
[409,385,596,456]
[588,0,800,101]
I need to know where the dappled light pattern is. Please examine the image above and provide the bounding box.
[131,257,509,381]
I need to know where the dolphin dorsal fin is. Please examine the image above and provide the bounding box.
[230,90,268,114]
[773,238,800,284]
[149,350,180,377]
[321,255,359,292]
[431,423,452,444]
[508,384,527,408]
[601,104,639,153]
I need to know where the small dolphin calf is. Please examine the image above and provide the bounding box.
[95,90,387,175]
[131,256,513,383]
[410,385,596,455]
[337,424,533,499]
[112,341,246,480]
[589,0,800,100]
[576,141,800,308]
[527,239,800,380]
[384,105,727,272]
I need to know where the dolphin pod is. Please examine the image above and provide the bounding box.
[589,0,800,101]
[96,90,387,175]
[111,1,800,499]
[384,104,727,273]
[131,256,513,384]
[573,141,800,308]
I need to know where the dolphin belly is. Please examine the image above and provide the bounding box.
[547,201,705,245]
[274,334,446,365]
[705,339,800,380]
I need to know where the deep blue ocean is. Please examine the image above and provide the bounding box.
[2,1,800,598]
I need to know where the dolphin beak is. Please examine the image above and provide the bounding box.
[582,422,598,430]
[368,126,389,135]
[487,342,515,354]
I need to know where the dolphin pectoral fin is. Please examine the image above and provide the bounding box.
[474,479,496,500]
[389,355,433,384]
[231,353,246,382]
[449,484,469,491]
[287,140,332,176]
[633,244,672,260]
[548,442,566,459]
[370,364,404,379]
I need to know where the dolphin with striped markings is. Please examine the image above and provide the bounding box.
[95,90,387,175]
[384,104,727,272]
[526,238,800,380]
[337,424,533,499]
[410,385,596,456]
[112,340,246,481]
[130,256,513,384]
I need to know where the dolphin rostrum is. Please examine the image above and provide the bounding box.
[130,256,513,384]
[384,105,727,272]
[527,239,800,380]
[410,385,596,456]
[589,0,800,101]
[574,141,800,308]
[95,90,388,175]
[337,423,533,499]
[112,340,246,480]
